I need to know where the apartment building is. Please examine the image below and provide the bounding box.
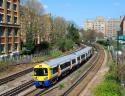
[106,18,122,37]
[120,16,125,35]
[84,16,122,38]
[0,0,20,54]
[93,16,106,35]
[84,20,93,30]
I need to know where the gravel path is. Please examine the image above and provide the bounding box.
[79,50,109,96]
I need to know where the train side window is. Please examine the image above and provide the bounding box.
[72,59,76,64]
[51,66,58,74]
[86,53,87,56]
[81,54,85,59]
[77,57,80,61]
[60,61,70,70]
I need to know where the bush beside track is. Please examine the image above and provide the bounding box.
[93,54,125,96]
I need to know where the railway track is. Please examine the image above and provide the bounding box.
[0,47,81,86]
[0,48,82,95]
[0,80,34,96]
[25,44,103,96]
[62,44,105,96]
[0,44,103,96]
[0,67,33,86]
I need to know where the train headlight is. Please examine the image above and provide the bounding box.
[35,77,37,80]
[44,77,48,80]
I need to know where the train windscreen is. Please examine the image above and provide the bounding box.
[34,68,48,76]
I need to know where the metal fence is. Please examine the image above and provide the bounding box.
[0,49,56,67]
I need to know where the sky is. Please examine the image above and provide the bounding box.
[38,0,125,28]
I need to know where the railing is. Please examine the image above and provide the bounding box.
[0,49,57,70]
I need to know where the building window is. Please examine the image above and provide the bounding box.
[14,28,18,36]
[7,2,10,9]
[7,15,11,23]
[14,43,17,50]
[0,44,4,52]
[14,17,17,24]
[8,44,11,51]
[0,14,3,23]
[0,27,4,36]
[0,0,3,7]
[13,4,17,11]
[8,28,12,36]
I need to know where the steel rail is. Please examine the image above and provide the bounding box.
[0,67,33,86]
[62,45,105,96]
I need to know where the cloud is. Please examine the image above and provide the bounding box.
[43,4,48,9]
[113,2,120,6]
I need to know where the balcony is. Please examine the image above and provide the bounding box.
[7,10,11,15]
[8,37,12,43]
[14,37,19,43]
[0,8,4,13]
[0,37,5,44]
[0,23,20,28]
[14,12,17,16]
[13,0,17,3]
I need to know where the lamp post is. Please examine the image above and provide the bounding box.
[116,26,121,66]
[116,26,121,81]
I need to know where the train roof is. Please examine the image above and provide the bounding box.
[44,53,77,67]
[74,47,92,56]
[44,47,92,67]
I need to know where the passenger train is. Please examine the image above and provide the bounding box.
[33,46,93,88]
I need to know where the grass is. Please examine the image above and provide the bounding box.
[58,83,65,89]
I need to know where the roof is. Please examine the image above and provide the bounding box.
[117,35,125,41]
[44,53,77,67]
[74,47,92,56]
[34,64,50,68]
[44,47,92,67]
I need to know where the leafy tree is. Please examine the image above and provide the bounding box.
[85,29,96,43]
[96,32,104,39]
[65,39,74,50]
[40,41,50,50]
[24,23,35,52]
[57,37,74,52]
[67,24,80,43]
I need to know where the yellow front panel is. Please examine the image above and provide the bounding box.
[33,63,52,81]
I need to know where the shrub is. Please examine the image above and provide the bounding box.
[57,38,74,52]
[20,49,32,55]
[50,50,62,58]
[93,80,122,96]
[58,83,65,89]
[40,41,50,50]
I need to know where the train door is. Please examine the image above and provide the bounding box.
[57,65,61,77]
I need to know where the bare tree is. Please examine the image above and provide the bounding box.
[25,0,44,15]
[21,0,45,45]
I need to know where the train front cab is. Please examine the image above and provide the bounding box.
[33,64,52,88]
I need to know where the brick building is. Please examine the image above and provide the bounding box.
[120,16,125,35]
[0,0,20,54]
